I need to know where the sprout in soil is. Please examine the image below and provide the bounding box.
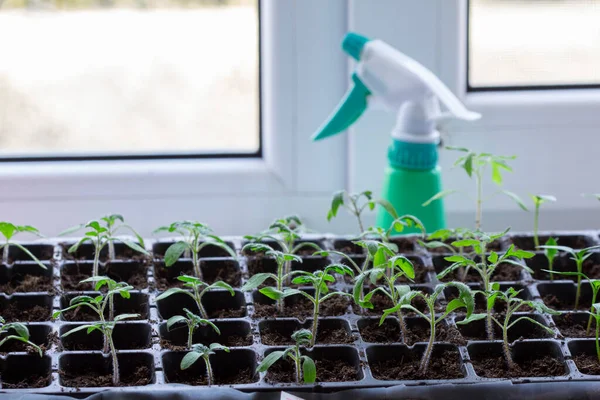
[538,244,600,309]
[244,216,323,283]
[167,308,221,350]
[154,221,235,280]
[79,276,134,322]
[541,269,600,334]
[418,227,472,255]
[181,343,230,386]
[156,275,235,319]
[441,230,534,339]
[62,214,148,277]
[0,222,47,270]
[586,303,600,363]
[362,213,426,245]
[530,195,557,248]
[423,147,526,230]
[459,286,557,371]
[282,264,354,346]
[53,286,139,386]
[257,329,316,384]
[241,245,303,313]
[0,316,42,356]
[354,253,415,341]
[543,237,559,281]
[381,282,475,375]
[327,189,392,234]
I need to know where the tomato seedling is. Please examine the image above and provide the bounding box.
[257,329,316,384]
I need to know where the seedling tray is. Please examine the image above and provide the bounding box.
[3,231,600,398]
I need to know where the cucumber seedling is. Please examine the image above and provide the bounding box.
[156,275,235,319]
[167,308,221,350]
[284,264,354,346]
[0,316,42,356]
[381,282,475,375]
[538,244,600,309]
[180,343,229,386]
[154,221,235,280]
[530,195,556,249]
[53,285,139,386]
[257,329,316,384]
[62,214,148,277]
[423,148,526,230]
[441,230,534,339]
[354,253,414,341]
[0,222,47,270]
[459,286,557,371]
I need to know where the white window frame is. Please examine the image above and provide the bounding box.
[0,0,355,237]
[348,0,600,232]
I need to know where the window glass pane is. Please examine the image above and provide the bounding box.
[0,0,258,157]
[469,0,600,88]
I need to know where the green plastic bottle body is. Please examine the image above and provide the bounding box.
[376,165,446,234]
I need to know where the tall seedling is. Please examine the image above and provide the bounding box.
[327,190,396,235]
[63,215,148,277]
[530,195,556,248]
[167,308,221,350]
[257,330,316,384]
[423,147,526,230]
[0,222,47,270]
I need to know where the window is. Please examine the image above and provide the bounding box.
[469,0,600,90]
[0,0,259,160]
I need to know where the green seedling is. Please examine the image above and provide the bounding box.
[245,216,323,283]
[54,284,139,386]
[0,316,42,356]
[80,276,134,322]
[310,240,375,276]
[167,308,220,350]
[538,244,600,309]
[440,229,534,339]
[62,214,148,277]
[354,253,414,341]
[381,282,475,374]
[327,189,396,235]
[181,343,229,386]
[0,222,46,270]
[284,265,354,346]
[459,286,557,370]
[154,221,235,280]
[362,214,426,244]
[257,329,316,384]
[543,237,559,281]
[418,228,474,281]
[241,245,303,313]
[423,148,526,230]
[156,275,234,320]
[531,195,557,248]
[586,304,600,363]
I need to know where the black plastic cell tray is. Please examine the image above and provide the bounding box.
[2,231,600,396]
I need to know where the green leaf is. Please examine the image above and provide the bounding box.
[0,222,17,240]
[375,199,398,220]
[121,240,149,256]
[257,351,285,373]
[61,324,98,338]
[155,288,190,301]
[451,239,479,248]
[455,313,487,325]
[422,190,458,207]
[463,153,474,177]
[327,190,345,221]
[502,190,529,211]
[59,223,86,236]
[166,315,187,330]
[164,241,188,267]
[259,287,285,300]
[491,161,503,185]
[390,256,414,280]
[241,273,275,292]
[180,351,202,370]
[508,317,556,336]
[544,237,558,256]
[209,343,230,352]
[207,281,235,296]
[68,236,92,254]
[302,356,316,384]
[538,245,574,255]
[291,329,313,345]
[114,313,140,322]
[445,298,467,314]
[6,322,29,340]
[12,243,47,270]
[487,252,499,264]
[292,275,315,286]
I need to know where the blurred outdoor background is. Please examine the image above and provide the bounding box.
[0,0,598,157]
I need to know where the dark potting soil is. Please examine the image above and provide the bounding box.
[404,324,466,346]
[153,264,194,291]
[2,374,50,389]
[0,275,53,294]
[425,239,503,255]
[359,319,401,343]
[438,263,521,283]
[61,243,148,264]
[60,366,152,387]
[62,306,148,322]
[370,350,463,380]
[253,297,349,320]
[573,354,600,375]
[161,334,252,350]
[471,355,566,378]
[542,294,589,311]
[266,358,358,383]
[554,314,594,338]
[201,260,241,287]
[316,326,355,345]
[247,257,275,276]
[105,264,149,290]
[208,306,246,319]
[2,304,50,322]
[61,268,92,291]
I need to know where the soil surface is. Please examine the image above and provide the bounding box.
[61,243,148,263]
[542,294,589,311]
[2,303,50,322]
[260,325,353,346]
[105,263,149,289]
[207,305,246,319]
[471,355,566,378]
[573,354,600,375]
[60,365,152,387]
[359,319,401,343]
[370,350,463,380]
[166,367,255,385]
[0,275,53,294]
[352,291,438,316]
[201,260,241,287]
[153,263,194,290]
[253,296,348,319]
[554,314,594,338]
[404,324,466,346]
[266,358,359,383]
[2,374,50,388]
[437,263,522,283]
[247,257,276,276]
[61,304,148,322]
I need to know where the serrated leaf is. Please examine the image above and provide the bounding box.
[327,191,345,221]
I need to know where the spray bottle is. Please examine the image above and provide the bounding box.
[312,32,481,233]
